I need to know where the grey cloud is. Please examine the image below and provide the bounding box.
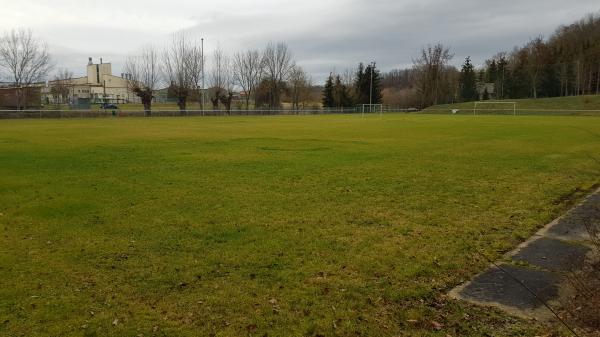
[2,0,598,82]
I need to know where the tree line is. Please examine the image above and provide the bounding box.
[127,35,313,115]
[379,12,600,108]
[321,63,383,108]
[3,12,599,112]
[373,43,458,109]
[476,13,600,100]
[0,29,313,114]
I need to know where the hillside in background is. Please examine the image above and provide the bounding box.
[423,95,600,114]
[381,12,600,109]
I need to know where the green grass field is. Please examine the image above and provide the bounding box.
[1,114,600,336]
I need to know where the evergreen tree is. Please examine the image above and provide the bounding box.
[322,73,335,108]
[482,87,490,100]
[487,60,498,83]
[539,63,561,97]
[354,63,368,104]
[354,62,382,105]
[365,63,383,104]
[459,57,477,102]
[333,75,353,107]
[341,82,354,107]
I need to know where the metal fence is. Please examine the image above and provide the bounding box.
[4,107,599,119]
[0,107,419,119]
[420,108,600,116]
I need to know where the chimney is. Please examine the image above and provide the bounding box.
[100,58,103,64]
[88,57,92,65]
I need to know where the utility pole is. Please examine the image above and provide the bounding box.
[201,38,205,113]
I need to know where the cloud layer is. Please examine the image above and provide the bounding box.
[1,0,597,81]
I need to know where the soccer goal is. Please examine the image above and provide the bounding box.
[473,101,517,115]
[361,104,383,116]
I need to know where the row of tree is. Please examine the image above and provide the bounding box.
[457,13,600,103]
[375,43,458,109]
[4,11,599,111]
[0,29,314,113]
[379,12,600,108]
[127,35,312,115]
[322,63,383,108]
[477,13,600,100]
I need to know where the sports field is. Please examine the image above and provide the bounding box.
[1,114,599,336]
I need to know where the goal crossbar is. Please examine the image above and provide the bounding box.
[361,104,383,116]
[473,101,517,115]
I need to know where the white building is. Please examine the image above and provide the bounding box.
[42,58,139,105]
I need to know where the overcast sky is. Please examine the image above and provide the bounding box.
[1,0,598,82]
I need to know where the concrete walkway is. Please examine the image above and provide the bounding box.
[449,188,600,320]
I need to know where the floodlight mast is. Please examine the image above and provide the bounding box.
[369,61,375,112]
[201,38,205,114]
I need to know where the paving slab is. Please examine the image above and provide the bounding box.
[544,192,600,241]
[457,263,560,314]
[511,237,590,272]
[449,187,600,321]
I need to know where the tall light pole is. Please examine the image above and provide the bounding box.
[201,38,205,113]
[369,61,375,112]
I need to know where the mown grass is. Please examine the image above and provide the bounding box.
[1,114,599,336]
[426,95,600,115]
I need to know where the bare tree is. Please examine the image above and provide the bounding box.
[288,65,311,110]
[261,42,294,108]
[341,68,355,88]
[0,29,52,110]
[524,36,545,99]
[125,46,160,116]
[232,49,262,109]
[187,43,204,110]
[163,33,196,113]
[412,44,454,108]
[50,68,73,104]
[210,47,233,112]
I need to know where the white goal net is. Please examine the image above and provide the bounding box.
[361,104,383,116]
[473,101,517,115]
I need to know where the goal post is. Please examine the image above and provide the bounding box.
[361,104,383,116]
[473,101,517,115]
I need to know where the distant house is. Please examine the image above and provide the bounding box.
[42,58,139,105]
[476,82,495,100]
